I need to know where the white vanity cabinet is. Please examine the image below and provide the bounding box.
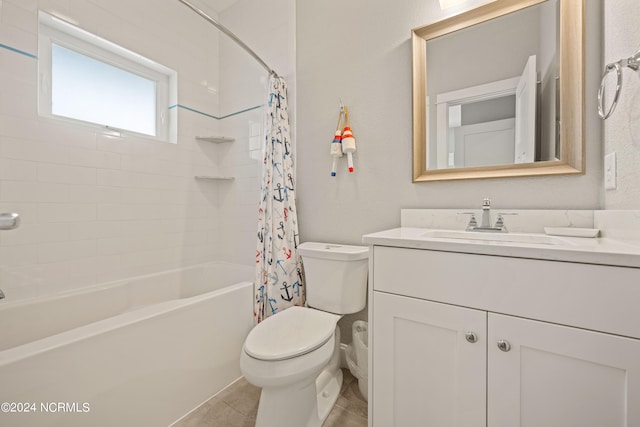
[488,313,640,426]
[373,292,487,426]
[370,245,640,427]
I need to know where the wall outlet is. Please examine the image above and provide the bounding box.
[604,152,617,190]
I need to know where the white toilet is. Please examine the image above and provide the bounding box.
[240,242,369,427]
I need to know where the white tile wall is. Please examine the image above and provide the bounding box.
[215,0,296,267]
[0,0,228,299]
[0,0,295,300]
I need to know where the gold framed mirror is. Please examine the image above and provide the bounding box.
[412,0,584,182]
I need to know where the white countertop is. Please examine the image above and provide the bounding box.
[362,227,640,268]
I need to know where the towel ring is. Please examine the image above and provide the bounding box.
[597,62,622,120]
[598,49,640,120]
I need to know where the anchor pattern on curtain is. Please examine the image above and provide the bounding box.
[254,75,304,323]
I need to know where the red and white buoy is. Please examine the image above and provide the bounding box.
[330,105,344,176]
[342,107,356,173]
[330,129,343,177]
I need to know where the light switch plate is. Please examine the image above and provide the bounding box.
[605,152,617,190]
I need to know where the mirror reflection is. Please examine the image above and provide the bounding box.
[412,0,584,182]
[426,0,558,170]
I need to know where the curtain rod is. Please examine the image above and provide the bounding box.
[177,0,279,77]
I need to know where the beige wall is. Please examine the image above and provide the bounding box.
[603,0,640,209]
[296,0,603,248]
[296,0,603,342]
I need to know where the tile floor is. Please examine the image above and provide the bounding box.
[172,369,368,427]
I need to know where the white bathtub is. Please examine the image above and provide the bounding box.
[0,262,254,427]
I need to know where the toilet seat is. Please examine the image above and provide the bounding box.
[245,306,340,361]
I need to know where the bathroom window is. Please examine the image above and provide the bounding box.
[38,12,177,142]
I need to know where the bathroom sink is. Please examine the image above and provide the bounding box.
[420,229,567,245]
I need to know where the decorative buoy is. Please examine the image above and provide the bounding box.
[341,129,355,174]
[330,129,343,177]
[342,107,356,173]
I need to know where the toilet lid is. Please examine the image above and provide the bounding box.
[245,306,340,361]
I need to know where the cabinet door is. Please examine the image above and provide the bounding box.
[488,313,640,427]
[373,292,486,427]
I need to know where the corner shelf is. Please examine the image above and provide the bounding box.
[195,176,235,181]
[194,136,236,180]
[195,136,235,143]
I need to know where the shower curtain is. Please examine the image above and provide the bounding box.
[254,75,304,323]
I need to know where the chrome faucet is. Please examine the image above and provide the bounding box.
[460,198,515,233]
[480,198,492,228]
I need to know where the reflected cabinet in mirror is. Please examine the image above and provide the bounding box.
[412,0,584,182]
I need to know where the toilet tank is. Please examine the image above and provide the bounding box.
[298,242,369,314]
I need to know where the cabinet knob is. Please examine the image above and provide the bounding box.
[465,332,478,343]
[497,339,511,352]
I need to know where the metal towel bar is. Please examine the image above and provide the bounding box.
[598,48,640,120]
